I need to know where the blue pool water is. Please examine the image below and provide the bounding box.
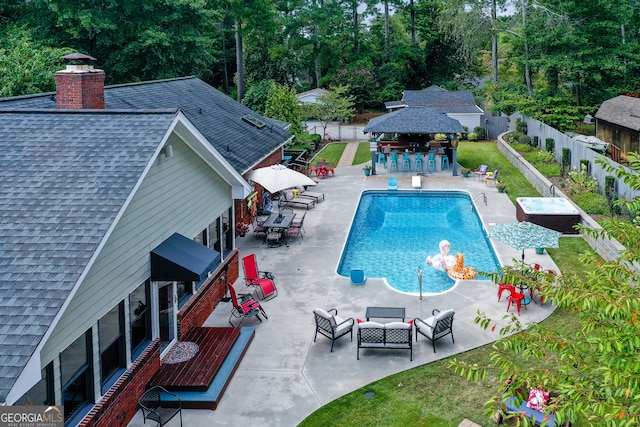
[337,190,501,294]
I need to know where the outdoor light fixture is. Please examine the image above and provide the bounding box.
[162,145,174,158]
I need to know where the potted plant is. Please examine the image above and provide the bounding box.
[363,164,372,176]
[496,182,507,193]
[235,222,250,237]
[460,167,471,177]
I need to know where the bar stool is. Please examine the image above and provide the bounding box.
[401,152,411,172]
[441,155,450,170]
[414,153,423,171]
[427,152,436,172]
[389,152,399,172]
[377,152,387,169]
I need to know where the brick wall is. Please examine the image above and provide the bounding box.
[177,249,239,339]
[78,340,160,427]
[54,70,105,109]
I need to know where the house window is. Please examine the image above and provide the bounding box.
[61,331,93,421]
[194,228,207,246]
[177,281,194,308]
[14,363,54,406]
[99,302,125,390]
[207,220,218,251]
[130,280,151,359]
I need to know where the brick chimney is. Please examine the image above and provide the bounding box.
[55,53,105,109]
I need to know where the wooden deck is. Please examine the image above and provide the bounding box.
[150,327,241,391]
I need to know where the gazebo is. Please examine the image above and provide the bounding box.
[363,107,466,174]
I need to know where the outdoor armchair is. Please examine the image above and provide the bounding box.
[139,385,182,427]
[414,309,455,353]
[313,308,355,352]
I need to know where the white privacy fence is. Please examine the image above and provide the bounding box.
[514,114,640,201]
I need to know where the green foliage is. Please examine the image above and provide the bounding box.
[434,133,447,141]
[580,159,591,173]
[0,26,74,97]
[545,138,554,153]
[473,126,487,140]
[467,132,477,141]
[511,143,535,153]
[243,79,275,115]
[327,67,378,113]
[573,192,610,215]
[561,148,571,166]
[300,86,356,139]
[567,164,599,195]
[264,82,302,136]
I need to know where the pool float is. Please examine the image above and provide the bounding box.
[426,240,456,272]
[447,253,477,280]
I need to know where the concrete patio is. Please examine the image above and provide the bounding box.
[129,161,559,426]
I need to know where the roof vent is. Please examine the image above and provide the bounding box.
[242,114,265,129]
[61,52,97,72]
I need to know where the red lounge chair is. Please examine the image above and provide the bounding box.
[242,254,278,301]
[228,283,267,326]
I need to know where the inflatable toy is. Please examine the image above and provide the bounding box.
[426,240,456,272]
[447,253,477,280]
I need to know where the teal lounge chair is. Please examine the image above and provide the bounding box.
[350,268,367,285]
[388,176,398,190]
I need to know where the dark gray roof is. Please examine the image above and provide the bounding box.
[595,95,640,130]
[363,107,465,134]
[386,86,483,114]
[0,109,178,402]
[0,77,293,174]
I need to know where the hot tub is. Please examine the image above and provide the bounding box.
[516,197,581,234]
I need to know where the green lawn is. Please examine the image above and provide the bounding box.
[312,143,347,167]
[300,140,595,427]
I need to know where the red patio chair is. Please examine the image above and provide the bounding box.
[242,254,278,301]
[498,282,514,302]
[507,290,527,316]
[228,283,267,326]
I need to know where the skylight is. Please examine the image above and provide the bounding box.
[242,114,265,129]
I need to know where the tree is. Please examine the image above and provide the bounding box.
[301,86,355,139]
[243,79,276,115]
[0,26,74,97]
[452,154,640,425]
[264,82,302,137]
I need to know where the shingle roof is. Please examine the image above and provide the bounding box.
[402,87,483,114]
[0,109,178,403]
[363,107,465,134]
[0,77,293,174]
[595,95,640,130]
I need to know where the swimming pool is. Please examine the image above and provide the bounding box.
[337,190,501,294]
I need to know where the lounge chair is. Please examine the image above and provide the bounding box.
[473,164,489,179]
[412,175,421,188]
[228,282,267,326]
[486,169,499,186]
[280,196,315,210]
[299,190,324,203]
[350,268,366,285]
[242,254,278,301]
[388,176,398,190]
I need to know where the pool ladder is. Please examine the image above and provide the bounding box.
[473,192,487,207]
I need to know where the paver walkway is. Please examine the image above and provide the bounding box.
[336,140,361,167]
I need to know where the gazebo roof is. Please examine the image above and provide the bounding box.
[363,107,465,134]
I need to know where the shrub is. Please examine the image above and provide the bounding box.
[519,135,531,145]
[573,192,611,215]
[525,150,556,164]
[473,126,487,140]
[434,133,447,141]
[562,148,571,166]
[580,159,590,173]
[532,135,539,147]
[545,138,554,152]
[467,132,478,141]
[515,117,527,134]
[568,164,599,195]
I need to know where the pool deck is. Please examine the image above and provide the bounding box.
[128,163,560,427]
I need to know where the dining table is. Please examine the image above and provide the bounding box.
[262,213,296,247]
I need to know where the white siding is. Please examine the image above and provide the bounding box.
[41,134,232,366]
[447,113,482,131]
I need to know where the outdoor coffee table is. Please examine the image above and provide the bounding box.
[365,307,406,322]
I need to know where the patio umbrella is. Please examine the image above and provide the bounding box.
[246,164,317,194]
[490,221,561,262]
